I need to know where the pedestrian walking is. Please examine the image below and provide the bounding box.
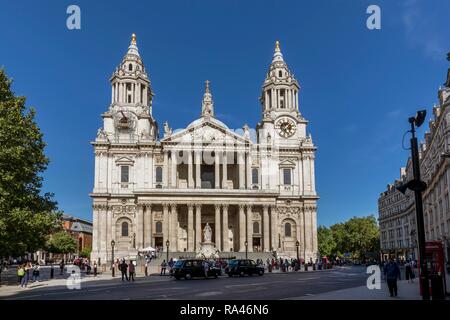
[203,260,209,279]
[93,262,98,277]
[50,264,54,279]
[21,262,31,288]
[32,263,40,282]
[405,261,415,283]
[168,258,174,277]
[120,260,129,281]
[144,261,148,277]
[59,260,65,275]
[17,265,25,284]
[384,258,401,297]
[160,260,167,276]
[128,260,135,282]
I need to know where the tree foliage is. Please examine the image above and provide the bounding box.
[47,231,77,254]
[79,247,92,258]
[318,215,380,260]
[0,69,60,257]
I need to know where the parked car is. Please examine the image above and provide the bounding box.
[225,259,264,277]
[173,259,219,280]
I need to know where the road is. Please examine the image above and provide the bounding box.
[1,266,370,300]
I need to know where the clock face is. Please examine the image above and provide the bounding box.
[114,110,135,131]
[276,117,297,138]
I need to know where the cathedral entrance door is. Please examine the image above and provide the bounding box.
[154,237,163,248]
[253,237,261,252]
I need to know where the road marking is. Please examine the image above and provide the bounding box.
[195,291,223,297]
[225,280,285,289]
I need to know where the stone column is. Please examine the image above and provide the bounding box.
[162,203,169,250]
[310,156,316,194]
[188,151,194,188]
[136,204,144,249]
[299,207,305,261]
[304,206,312,261]
[239,204,246,252]
[246,204,253,252]
[247,151,253,189]
[101,206,107,260]
[222,151,228,189]
[215,204,221,250]
[238,151,245,189]
[171,150,177,188]
[187,204,194,251]
[92,207,99,254]
[163,151,169,187]
[270,205,277,251]
[195,151,201,188]
[145,204,153,247]
[311,206,318,257]
[215,151,220,189]
[170,204,178,252]
[222,204,229,252]
[263,205,270,252]
[195,204,202,250]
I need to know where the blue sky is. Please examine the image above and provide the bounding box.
[0,0,448,226]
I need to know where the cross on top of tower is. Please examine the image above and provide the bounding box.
[205,80,210,93]
[131,33,137,45]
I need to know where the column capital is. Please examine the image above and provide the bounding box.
[170,203,178,211]
[245,204,253,211]
[262,204,270,210]
[144,203,152,210]
[214,204,221,211]
[195,203,202,209]
[187,203,195,210]
[162,202,170,210]
[222,203,229,211]
[238,203,246,211]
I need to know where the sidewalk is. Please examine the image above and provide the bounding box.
[295,280,425,300]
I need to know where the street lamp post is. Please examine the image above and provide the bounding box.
[397,110,430,300]
[244,241,248,260]
[111,240,115,277]
[296,241,300,261]
[166,240,170,263]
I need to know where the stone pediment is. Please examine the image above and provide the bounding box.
[161,116,251,145]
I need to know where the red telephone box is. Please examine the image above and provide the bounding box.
[418,241,446,298]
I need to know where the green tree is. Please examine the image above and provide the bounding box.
[0,69,60,257]
[328,215,380,260]
[47,231,77,254]
[79,247,92,258]
[317,226,336,258]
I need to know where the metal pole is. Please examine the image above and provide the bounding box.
[409,120,430,300]
[111,246,115,277]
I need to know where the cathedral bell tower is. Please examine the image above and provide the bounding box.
[258,41,307,146]
[98,34,156,143]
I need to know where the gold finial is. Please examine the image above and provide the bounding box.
[131,33,137,45]
[275,40,280,51]
[205,80,210,93]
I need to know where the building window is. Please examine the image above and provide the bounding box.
[121,222,129,237]
[283,169,292,185]
[155,221,162,233]
[129,63,132,71]
[285,223,292,237]
[156,167,163,183]
[121,166,129,183]
[279,70,282,77]
[252,168,258,185]
[253,222,260,234]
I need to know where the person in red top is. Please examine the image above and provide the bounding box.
[128,260,135,282]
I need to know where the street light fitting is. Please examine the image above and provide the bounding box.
[408,110,426,128]
[111,240,115,247]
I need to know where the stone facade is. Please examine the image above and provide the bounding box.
[378,59,450,262]
[90,35,319,265]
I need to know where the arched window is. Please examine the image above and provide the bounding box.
[253,222,260,234]
[129,63,132,71]
[285,223,292,237]
[156,167,163,183]
[155,221,162,233]
[279,70,282,77]
[252,168,258,185]
[121,222,129,237]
